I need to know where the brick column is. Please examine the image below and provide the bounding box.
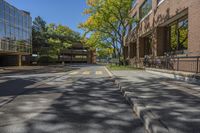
[152,29,157,57]
[136,37,145,67]
[188,0,200,56]
[138,38,145,58]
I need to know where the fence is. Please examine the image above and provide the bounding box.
[144,55,200,73]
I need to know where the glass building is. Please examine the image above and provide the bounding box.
[0,0,32,66]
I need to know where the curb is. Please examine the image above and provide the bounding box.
[145,68,200,84]
[105,67,170,133]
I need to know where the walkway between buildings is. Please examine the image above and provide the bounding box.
[112,70,200,133]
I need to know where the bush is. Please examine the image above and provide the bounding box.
[38,56,58,65]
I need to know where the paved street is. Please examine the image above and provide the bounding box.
[0,65,145,133]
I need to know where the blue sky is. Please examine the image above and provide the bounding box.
[6,0,88,34]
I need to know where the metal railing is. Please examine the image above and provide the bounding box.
[144,55,200,73]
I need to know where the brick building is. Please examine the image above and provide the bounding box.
[125,0,200,72]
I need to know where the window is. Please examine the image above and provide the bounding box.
[0,21,5,38]
[0,0,32,53]
[139,0,152,19]
[157,0,165,5]
[132,14,138,30]
[132,0,137,8]
[0,0,4,20]
[169,17,188,52]
[5,23,10,38]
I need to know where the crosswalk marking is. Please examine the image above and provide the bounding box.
[69,71,103,75]
[82,71,90,75]
[69,71,79,75]
[96,71,103,75]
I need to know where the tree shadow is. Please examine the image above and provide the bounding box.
[0,77,145,133]
[115,71,200,133]
[0,65,79,76]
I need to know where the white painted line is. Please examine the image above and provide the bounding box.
[82,71,90,75]
[104,66,113,77]
[96,71,103,75]
[69,71,79,75]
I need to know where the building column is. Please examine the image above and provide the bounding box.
[152,29,157,57]
[188,1,200,56]
[154,27,168,57]
[17,55,22,66]
[138,37,145,58]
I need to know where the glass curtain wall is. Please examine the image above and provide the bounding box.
[0,0,32,54]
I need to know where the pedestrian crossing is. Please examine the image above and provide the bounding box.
[69,71,104,75]
[95,71,103,75]
[69,71,79,75]
[82,71,90,75]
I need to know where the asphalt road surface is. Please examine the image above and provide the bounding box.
[0,65,146,133]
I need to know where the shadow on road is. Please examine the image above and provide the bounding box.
[0,77,145,133]
[0,65,79,76]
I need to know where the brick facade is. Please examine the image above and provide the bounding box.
[126,0,200,69]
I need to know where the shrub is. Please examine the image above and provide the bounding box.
[38,56,58,65]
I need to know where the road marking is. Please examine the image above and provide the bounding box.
[104,66,113,77]
[96,71,103,75]
[82,71,90,75]
[69,71,79,75]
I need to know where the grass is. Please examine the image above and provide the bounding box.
[107,64,143,71]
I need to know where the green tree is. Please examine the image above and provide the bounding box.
[47,24,81,57]
[32,16,48,55]
[83,32,114,58]
[80,0,136,64]
[32,16,82,63]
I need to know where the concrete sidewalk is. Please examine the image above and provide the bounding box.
[111,70,200,133]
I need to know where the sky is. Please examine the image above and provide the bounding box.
[6,0,89,34]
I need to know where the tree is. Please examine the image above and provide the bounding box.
[83,32,114,58]
[80,0,135,64]
[32,16,48,55]
[32,16,82,63]
[47,24,81,57]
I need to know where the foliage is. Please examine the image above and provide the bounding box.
[80,0,136,63]
[82,32,113,58]
[170,19,188,51]
[32,16,48,54]
[32,16,81,58]
[107,64,142,70]
[47,24,80,56]
[38,56,58,65]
